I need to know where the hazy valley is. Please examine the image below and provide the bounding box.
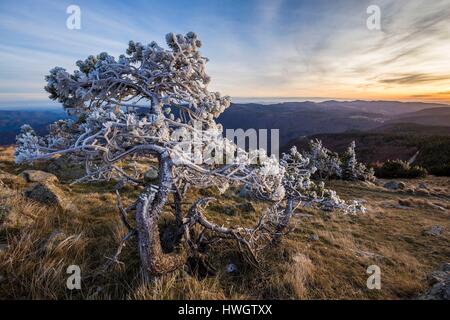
[2,101,450,171]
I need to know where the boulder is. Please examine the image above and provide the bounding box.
[424,225,444,237]
[20,170,59,184]
[383,181,405,190]
[419,263,450,300]
[24,182,77,212]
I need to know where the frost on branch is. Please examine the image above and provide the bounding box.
[15,32,364,278]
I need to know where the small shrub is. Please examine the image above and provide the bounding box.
[428,164,450,177]
[374,160,427,179]
[407,165,428,179]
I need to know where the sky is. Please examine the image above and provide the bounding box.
[0,0,449,109]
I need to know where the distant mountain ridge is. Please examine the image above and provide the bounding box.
[217,100,450,146]
[388,107,450,127]
[316,100,449,115]
[0,100,449,147]
[0,110,66,146]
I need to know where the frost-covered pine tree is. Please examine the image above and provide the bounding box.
[15,32,364,278]
[15,125,41,164]
[303,139,342,180]
[279,146,364,219]
[341,141,374,181]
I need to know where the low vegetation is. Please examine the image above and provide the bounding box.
[373,160,428,179]
[288,128,450,177]
[1,146,449,299]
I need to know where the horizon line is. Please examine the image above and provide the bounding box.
[1,98,450,111]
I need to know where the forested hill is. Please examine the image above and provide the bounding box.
[0,100,449,147]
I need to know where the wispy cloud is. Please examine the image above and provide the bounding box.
[379,73,450,85]
[0,0,449,107]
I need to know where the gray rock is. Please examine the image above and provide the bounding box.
[418,182,429,190]
[419,263,450,300]
[239,184,252,198]
[308,234,319,241]
[424,225,444,237]
[144,166,159,182]
[24,182,77,212]
[383,181,405,190]
[20,170,59,184]
[383,181,398,190]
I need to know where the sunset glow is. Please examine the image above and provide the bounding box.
[0,0,449,106]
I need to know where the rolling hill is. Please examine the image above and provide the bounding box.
[0,110,66,145]
[388,107,450,127]
[1,101,450,169]
[317,100,449,115]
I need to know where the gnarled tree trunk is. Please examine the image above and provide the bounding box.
[135,150,187,278]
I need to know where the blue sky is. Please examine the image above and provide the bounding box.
[0,0,449,108]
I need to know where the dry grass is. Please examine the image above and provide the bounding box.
[0,146,449,299]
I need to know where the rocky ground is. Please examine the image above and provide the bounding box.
[0,146,449,299]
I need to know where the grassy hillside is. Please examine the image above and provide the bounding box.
[0,146,449,299]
